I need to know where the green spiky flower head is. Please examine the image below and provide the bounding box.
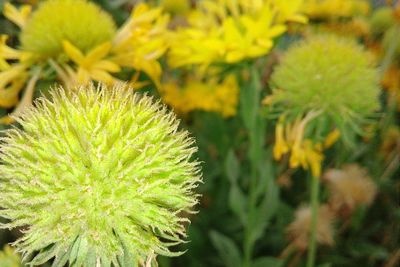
[20,0,116,58]
[269,35,380,142]
[0,84,201,266]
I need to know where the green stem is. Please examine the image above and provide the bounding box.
[242,65,263,267]
[307,176,320,267]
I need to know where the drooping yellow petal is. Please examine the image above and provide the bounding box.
[0,70,40,124]
[273,122,290,160]
[324,129,341,148]
[0,35,21,59]
[0,77,27,108]
[3,3,32,28]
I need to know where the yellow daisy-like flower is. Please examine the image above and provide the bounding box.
[62,41,121,85]
[160,74,239,117]
[168,0,307,68]
[0,0,170,124]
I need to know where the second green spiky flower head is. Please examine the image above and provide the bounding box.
[0,84,201,266]
[269,35,380,143]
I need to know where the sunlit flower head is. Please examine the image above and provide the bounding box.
[160,74,239,117]
[0,1,170,124]
[20,0,116,58]
[167,0,307,69]
[0,83,201,266]
[265,35,379,176]
[323,164,377,215]
[287,204,335,251]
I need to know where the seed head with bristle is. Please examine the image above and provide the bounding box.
[287,205,335,251]
[0,84,202,267]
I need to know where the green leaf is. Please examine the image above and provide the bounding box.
[251,257,283,267]
[249,177,279,243]
[209,231,242,267]
[225,150,240,183]
[229,184,247,225]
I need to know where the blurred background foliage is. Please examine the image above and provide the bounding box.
[0,0,398,267]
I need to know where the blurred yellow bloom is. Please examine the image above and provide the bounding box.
[168,0,306,68]
[303,0,370,20]
[160,75,239,117]
[112,3,170,85]
[273,113,339,177]
[63,41,121,85]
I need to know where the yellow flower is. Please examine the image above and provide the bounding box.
[160,74,239,117]
[63,41,121,85]
[112,3,170,85]
[168,0,306,68]
[273,112,339,177]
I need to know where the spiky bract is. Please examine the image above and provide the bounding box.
[21,0,116,57]
[270,35,380,138]
[0,84,201,266]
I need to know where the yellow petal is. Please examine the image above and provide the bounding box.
[86,42,112,63]
[93,60,121,73]
[89,69,116,84]
[0,35,21,59]
[0,77,26,108]
[63,41,85,64]
[0,70,39,124]
[3,3,32,28]
[324,129,340,148]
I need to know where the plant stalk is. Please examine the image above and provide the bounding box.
[307,175,320,267]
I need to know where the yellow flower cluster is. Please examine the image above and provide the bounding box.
[160,75,239,117]
[303,0,370,20]
[168,0,307,69]
[273,113,340,177]
[0,0,169,123]
[0,0,309,120]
